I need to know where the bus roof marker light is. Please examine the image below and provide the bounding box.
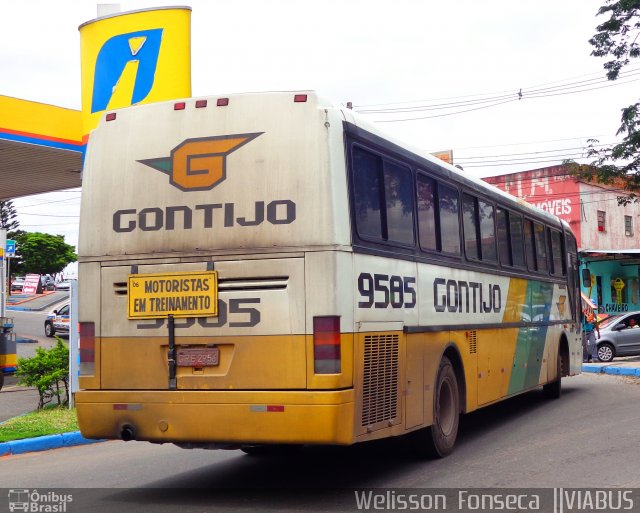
[294,94,307,103]
[216,98,229,107]
[105,113,116,121]
[195,99,208,108]
[174,102,186,110]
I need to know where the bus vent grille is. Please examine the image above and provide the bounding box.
[468,330,477,354]
[112,276,288,296]
[361,334,399,427]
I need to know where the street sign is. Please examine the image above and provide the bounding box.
[5,240,15,258]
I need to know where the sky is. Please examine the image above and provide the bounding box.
[1,0,638,270]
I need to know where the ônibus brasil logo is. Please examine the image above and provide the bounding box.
[138,133,263,191]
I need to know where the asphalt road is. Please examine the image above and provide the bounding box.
[0,373,638,513]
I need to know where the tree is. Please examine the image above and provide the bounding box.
[13,232,77,276]
[0,200,20,234]
[16,339,69,409]
[584,0,640,203]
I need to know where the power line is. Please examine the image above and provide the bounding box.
[359,67,640,122]
[17,196,81,208]
[355,67,640,113]
[353,67,640,109]
[372,76,640,122]
[18,212,79,218]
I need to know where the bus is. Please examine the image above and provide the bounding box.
[75,91,582,457]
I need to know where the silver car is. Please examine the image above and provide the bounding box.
[596,311,640,362]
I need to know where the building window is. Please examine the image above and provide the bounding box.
[597,210,606,232]
[625,215,633,236]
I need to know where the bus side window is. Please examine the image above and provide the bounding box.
[438,184,461,254]
[509,213,525,267]
[533,221,548,273]
[478,200,497,262]
[383,160,415,246]
[352,147,384,240]
[417,174,437,251]
[496,207,511,265]
[524,219,537,271]
[549,229,565,276]
[462,193,480,260]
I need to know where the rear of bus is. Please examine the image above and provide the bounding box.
[75,92,358,446]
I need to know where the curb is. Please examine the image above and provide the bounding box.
[582,364,640,377]
[0,431,105,456]
[16,337,37,344]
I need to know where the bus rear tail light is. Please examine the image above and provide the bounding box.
[195,99,208,108]
[294,94,308,103]
[174,102,186,110]
[216,98,229,106]
[313,316,341,374]
[79,322,95,375]
[105,113,116,121]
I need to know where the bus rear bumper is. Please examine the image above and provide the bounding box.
[75,389,356,446]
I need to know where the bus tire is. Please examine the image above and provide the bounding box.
[425,356,460,458]
[543,351,563,399]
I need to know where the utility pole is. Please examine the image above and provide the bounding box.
[0,229,5,318]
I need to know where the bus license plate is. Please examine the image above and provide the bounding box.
[176,347,219,367]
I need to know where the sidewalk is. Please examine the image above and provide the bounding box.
[581,355,640,377]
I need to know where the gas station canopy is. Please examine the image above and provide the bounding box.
[0,95,83,201]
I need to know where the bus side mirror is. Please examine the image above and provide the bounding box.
[581,269,591,287]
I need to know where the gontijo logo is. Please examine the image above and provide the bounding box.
[138,133,263,191]
[92,29,163,113]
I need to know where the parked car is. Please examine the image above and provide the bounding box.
[10,277,24,292]
[55,280,71,291]
[44,303,70,337]
[596,311,640,362]
[41,275,55,291]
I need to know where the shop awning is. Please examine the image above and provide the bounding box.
[580,249,640,261]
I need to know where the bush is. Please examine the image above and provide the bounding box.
[16,339,69,409]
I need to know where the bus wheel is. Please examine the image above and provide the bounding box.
[425,356,460,458]
[543,351,563,399]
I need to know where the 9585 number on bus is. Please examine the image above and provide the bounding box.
[357,273,416,309]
